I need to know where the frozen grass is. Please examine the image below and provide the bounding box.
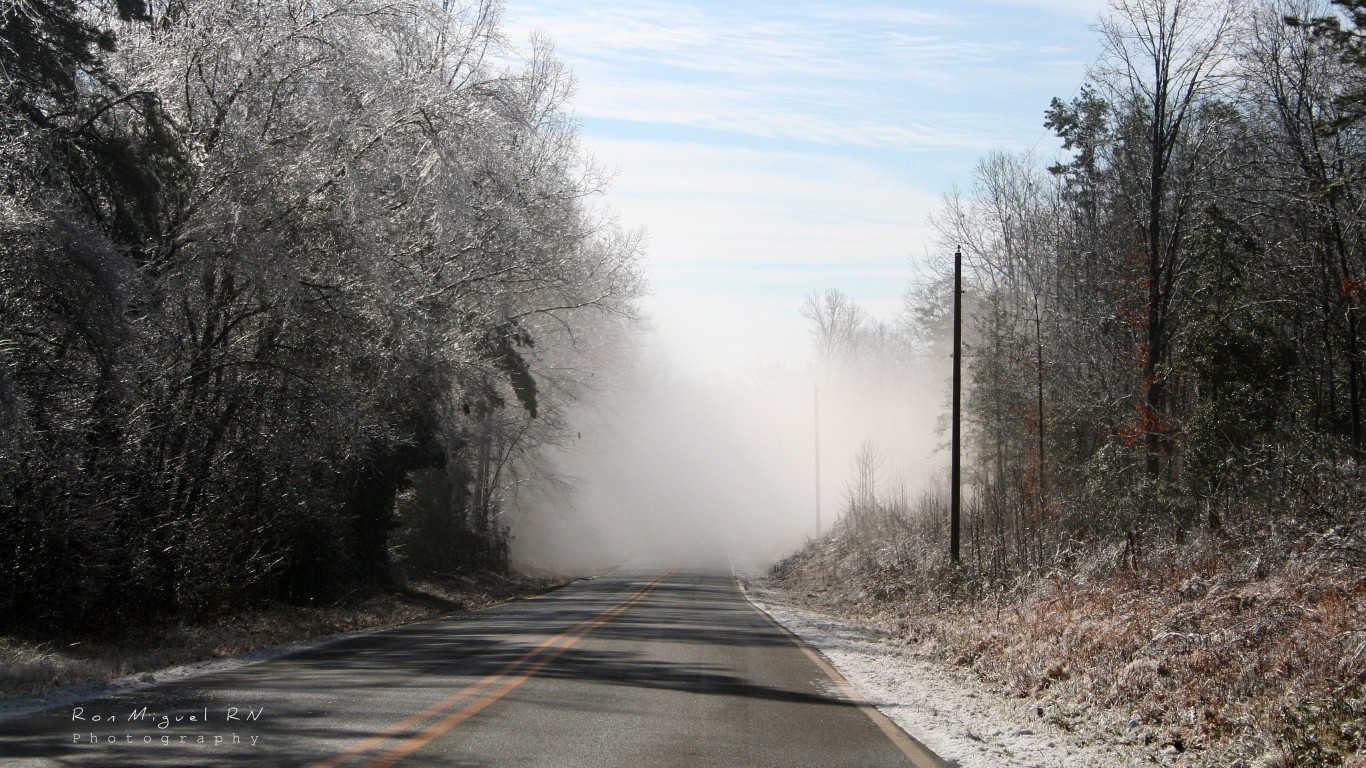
[742,581,1155,767]
[0,571,562,701]
[767,525,1366,767]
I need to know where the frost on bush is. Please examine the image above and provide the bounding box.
[767,463,1366,766]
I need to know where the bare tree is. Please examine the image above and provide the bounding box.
[1095,0,1241,477]
[800,288,867,370]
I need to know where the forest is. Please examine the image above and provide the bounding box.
[0,0,644,632]
[778,0,1366,762]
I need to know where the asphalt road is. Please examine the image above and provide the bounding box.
[1,564,947,767]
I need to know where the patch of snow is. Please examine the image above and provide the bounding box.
[0,576,581,725]
[741,582,1156,768]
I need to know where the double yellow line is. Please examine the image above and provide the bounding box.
[313,570,673,768]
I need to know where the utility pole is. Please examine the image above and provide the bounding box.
[951,245,962,566]
[814,384,821,538]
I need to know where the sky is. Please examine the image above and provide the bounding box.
[500,0,1111,379]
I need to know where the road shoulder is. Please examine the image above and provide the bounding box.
[740,581,1155,768]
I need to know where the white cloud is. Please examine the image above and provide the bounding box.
[798,4,964,27]
[565,71,1015,150]
[505,0,1097,149]
[987,0,1111,20]
[583,138,938,378]
[593,138,935,263]
[498,0,1103,378]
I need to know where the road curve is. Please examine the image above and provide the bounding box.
[1,564,948,767]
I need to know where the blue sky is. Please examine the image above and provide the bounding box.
[501,0,1111,378]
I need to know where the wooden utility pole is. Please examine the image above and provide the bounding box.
[951,245,962,566]
[814,384,821,537]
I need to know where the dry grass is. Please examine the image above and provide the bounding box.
[769,527,1366,767]
[0,571,563,700]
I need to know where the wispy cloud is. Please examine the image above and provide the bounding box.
[506,0,1095,150]
[571,78,1011,150]
[499,0,1103,374]
[590,137,939,318]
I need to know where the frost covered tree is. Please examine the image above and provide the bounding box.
[902,0,1366,577]
[1093,0,1241,478]
[0,0,644,629]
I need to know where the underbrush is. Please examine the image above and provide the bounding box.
[769,494,1366,766]
[0,571,562,699]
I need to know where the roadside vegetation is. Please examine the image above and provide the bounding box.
[771,477,1364,766]
[0,572,561,699]
[779,1,1366,765]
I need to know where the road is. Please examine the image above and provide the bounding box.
[1,564,947,767]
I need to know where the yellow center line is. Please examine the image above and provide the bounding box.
[309,643,555,768]
[359,576,667,768]
[314,569,674,768]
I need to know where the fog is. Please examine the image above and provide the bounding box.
[509,347,950,575]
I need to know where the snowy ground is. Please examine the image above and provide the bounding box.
[0,631,369,725]
[741,582,1159,768]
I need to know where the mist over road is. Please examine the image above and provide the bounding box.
[1,563,944,767]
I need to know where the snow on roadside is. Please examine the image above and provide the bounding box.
[0,617,430,726]
[742,583,1155,768]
